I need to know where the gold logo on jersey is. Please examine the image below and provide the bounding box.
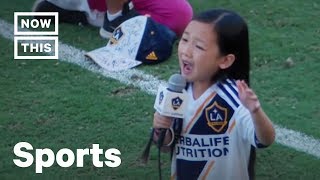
[205,101,228,132]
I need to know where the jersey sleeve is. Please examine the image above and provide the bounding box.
[236,105,268,148]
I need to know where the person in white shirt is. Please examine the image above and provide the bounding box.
[153,9,275,180]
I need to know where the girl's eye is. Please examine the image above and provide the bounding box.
[181,38,188,42]
[196,45,205,51]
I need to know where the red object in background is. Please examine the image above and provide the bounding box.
[87,0,107,12]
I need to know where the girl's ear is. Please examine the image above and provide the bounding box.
[219,54,235,69]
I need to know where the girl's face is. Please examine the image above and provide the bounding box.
[178,20,226,84]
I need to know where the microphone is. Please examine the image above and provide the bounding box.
[141,74,187,163]
[154,74,187,119]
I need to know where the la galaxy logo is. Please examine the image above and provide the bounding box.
[172,97,183,110]
[159,91,164,105]
[205,101,228,132]
[110,26,124,45]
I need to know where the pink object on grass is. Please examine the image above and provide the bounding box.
[87,0,193,36]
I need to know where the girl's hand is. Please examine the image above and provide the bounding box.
[153,112,172,129]
[236,80,261,113]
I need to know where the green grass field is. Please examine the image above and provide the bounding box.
[0,0,319,179]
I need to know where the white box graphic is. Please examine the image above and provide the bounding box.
[14,12,58,36]
[14,12,59,60]
[14,36,58,59]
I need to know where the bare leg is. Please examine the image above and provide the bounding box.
[106,0,128,14]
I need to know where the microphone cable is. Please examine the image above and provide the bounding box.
[157,129,165,180]
[157,117,183,180]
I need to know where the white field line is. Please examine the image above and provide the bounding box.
[1,19,319,159]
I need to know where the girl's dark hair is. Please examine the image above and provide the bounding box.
[193,9,250,85]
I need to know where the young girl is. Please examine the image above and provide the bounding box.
[153,9,275,180]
